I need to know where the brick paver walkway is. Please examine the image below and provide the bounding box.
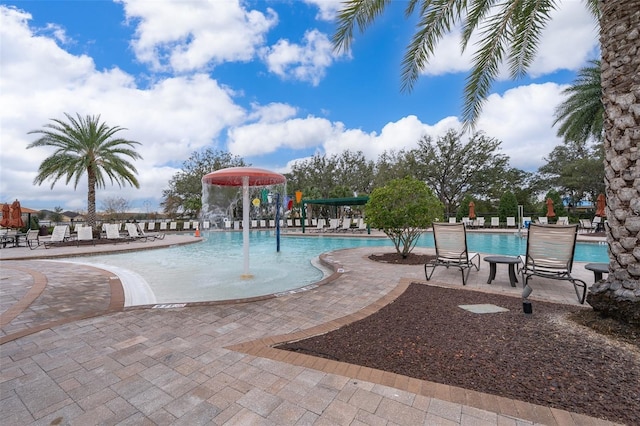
[0,234,619,425]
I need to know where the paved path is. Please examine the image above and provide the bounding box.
[0,234,618,425]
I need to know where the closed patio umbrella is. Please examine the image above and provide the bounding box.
[9,199,24,228]
[468,201,476,219]
[545,198,556,218]
[0,203,9,227]
[595,193,606,217]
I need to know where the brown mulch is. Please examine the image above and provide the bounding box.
[278,253,640,425]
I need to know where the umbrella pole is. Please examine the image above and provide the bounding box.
[241,176,253,279]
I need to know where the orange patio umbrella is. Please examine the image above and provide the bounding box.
[0,203,9,227]
[468,201,476,219]
[595,193,606,217]
[545,198,556,218]
[8,199,24,228]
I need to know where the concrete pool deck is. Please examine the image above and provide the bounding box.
[0,230,617,425]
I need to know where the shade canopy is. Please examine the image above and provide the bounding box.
[302,196,369,207]
[202,167,286,187]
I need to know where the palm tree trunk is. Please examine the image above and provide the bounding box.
[587,0,640,324]
[87,168,97,228]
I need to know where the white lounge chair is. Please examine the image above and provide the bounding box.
[169,222,177,231]
[339,218,352,232]
[448,217,457,224]
[506,217,516,228]
[522,217,532,227]
[77,226,95,246]
[311,218,326,233]
[44,225,70,248]
[476,217,485,228]
[259,220,267,228]
[106,223,129,243]
[125,223,148,241]
[224,220,231,229]
[557,216,569,225]
[425,222,480,286]
[491,217,500,228]
[519,224,586,304]
[537,217,548,225]
[147,222,156,231]
[160,222,168,231]
[203,220,210,229]
[183,221,190,231]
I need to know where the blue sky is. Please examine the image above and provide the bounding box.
[0,0,598,213]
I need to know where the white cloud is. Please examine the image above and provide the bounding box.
[118,0,278,72]
[477,82,567,171]
[0,6,246,212]
[303,0,342,21]
[262,29,341,85]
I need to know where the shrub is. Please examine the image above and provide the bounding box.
[365,177,443,257]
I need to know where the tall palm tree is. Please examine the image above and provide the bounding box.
[27,113,143,228]
[334,0,639,323]
[553,60,603,144]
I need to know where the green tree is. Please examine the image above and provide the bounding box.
[333,0,639,323]
[27,113,142,227]
[498,191,517,223]
[553,60,603,144]
[537,140,604,211]
[50,206,63,224]
[410,130,511,217]
[365,177,443,257]
[285,151,374,198]
[162,148,245,218]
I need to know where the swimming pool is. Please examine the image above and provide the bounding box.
[65,231,607,306]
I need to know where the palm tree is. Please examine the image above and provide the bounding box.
[334,0,639,324]
[27,113,143,228]
[553,60,603,144]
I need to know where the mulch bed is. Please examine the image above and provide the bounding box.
[278,268,640,424]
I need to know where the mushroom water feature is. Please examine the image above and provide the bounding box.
[201,167,286,279]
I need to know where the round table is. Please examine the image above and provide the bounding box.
[484,256,521,287]
[585,263,608,282]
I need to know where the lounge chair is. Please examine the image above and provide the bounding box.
[224,220,232,229]
[202,221,210,230]
[579,219,593,233]
[125,223,148,241]
[148,222,157,231]
[325,218,340,232]
[234,221,240,229]
[311,218,326,233]
[139,224,165,240]
[476,217,485,228]
[491,217,500,228]
[44,225,70,248]
[26,229,43,249]
[183,221,190,231]
[448,217,457,224]
[519,223,587,304]
[506,217,516,228]
[537,217,548,225]
[259,220,267,228]
[76,226,95,246]
[286,219,293,227]
[425,222,480,286]
[106,223,130,243]
[353,218,368,233]
[339,218,352,232]
[557,216,569,225]
[521,217,532,228]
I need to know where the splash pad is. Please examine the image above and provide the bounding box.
[201,167,286,279]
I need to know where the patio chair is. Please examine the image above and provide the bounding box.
[26,229,43,249]
[44,225,70,248]
[159,221,168,231]
[519,223,587,304]
[425,222,480,286]
[579,218,593,233]
[506,217,516,228]
[448,217,457,224]
[169,221,177,231]
[491,217,500,228]
[476,217,485,228]
[125,223,148,241]
[76,226,95,246]
[106,223,130,243]
[557,216,569,225]
[537,217,548,225]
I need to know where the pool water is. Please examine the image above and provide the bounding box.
[66,230,607,305]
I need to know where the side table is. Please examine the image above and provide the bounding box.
[484,256,521,287]
[585,263,608,282]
